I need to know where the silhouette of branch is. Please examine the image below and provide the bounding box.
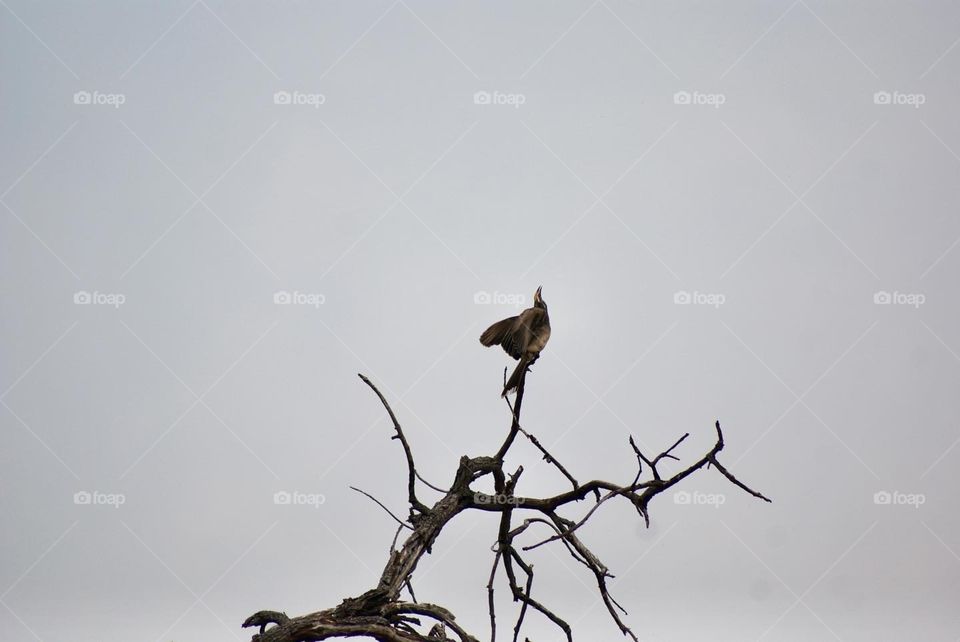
[709,455,772,503]
[486,548,501,641]
[245,371,770,642]
[350,486,414,530]
[358,374,432,515]
[504,394,581,493]
[494,368,526,460]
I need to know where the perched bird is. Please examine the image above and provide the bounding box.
[480,286,551,396]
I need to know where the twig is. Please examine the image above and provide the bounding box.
[522,488,621,551]
[416,471,447,493]
[507,549,571,642]
[386,602,478,642]
[487,549,501,642]
[404,579,417,603]
[709,456,772,503]
[512,559,533,642]
[351,486,414,530]
[504,401,580,489]
[390,523,404,552]
[652,433,688,468]
[359,374,431,515]
[495,369,526,460]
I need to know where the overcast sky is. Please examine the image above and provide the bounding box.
[2,1,960,641]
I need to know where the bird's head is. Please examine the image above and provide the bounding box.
[533,285,546,309]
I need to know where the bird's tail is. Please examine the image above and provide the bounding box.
[502,356,530,397]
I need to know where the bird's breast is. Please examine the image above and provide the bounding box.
[529,325,551,353]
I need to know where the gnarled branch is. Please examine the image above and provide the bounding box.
[245,372,770,642]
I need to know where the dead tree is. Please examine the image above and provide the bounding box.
[243,369,771,642]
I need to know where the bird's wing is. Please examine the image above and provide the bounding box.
[480,315,516,345]
[481,308,547,360]
[480,315,521,357]
[510,307,546,356]
[501,322,526,360]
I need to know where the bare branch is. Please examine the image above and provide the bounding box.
[504,394,586,495]
[486,548,501,642]
[246,376,770,642]
[385,603,478,642]
[494,371,526,460]
[506,549,571,642]
[350,486,414,530]
[709,455,772,503]
[358,373,430,515]
[416,471,447,494]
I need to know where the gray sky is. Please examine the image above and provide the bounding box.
[2,1,959,640]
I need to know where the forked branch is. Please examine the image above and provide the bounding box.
[244,373,770,642]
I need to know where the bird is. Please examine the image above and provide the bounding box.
[479,286,551,397]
